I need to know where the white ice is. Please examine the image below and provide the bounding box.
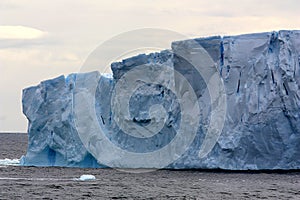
[0,158,20,166]
[78,174,96,181]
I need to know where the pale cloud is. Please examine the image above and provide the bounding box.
[0,0,299,132]
[0,25,46,40]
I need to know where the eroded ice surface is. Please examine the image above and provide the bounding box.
[21,30,300,169]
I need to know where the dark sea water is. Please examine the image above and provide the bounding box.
[0,133,300,199]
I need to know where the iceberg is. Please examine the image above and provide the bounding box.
[21,30,300,170]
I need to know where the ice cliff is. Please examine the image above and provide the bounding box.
[21,30,300,170]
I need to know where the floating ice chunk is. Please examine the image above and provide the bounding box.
[0,158,20,166]
[78,175,96,181]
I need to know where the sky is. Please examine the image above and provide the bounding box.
[1,0,300,132]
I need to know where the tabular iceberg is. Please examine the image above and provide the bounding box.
[21,30,300,170]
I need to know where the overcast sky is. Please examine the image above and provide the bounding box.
[1,0,300,132]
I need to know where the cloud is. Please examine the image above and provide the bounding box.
[0,37,59,49]
[0,0,299,132]
[0,115,6,120]
[0,0,19,10]
[0,25,46,40]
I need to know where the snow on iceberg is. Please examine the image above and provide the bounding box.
[21,30,300,170]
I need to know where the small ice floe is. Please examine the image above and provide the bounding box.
[75,174,96,181]
[0,158,20,166]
